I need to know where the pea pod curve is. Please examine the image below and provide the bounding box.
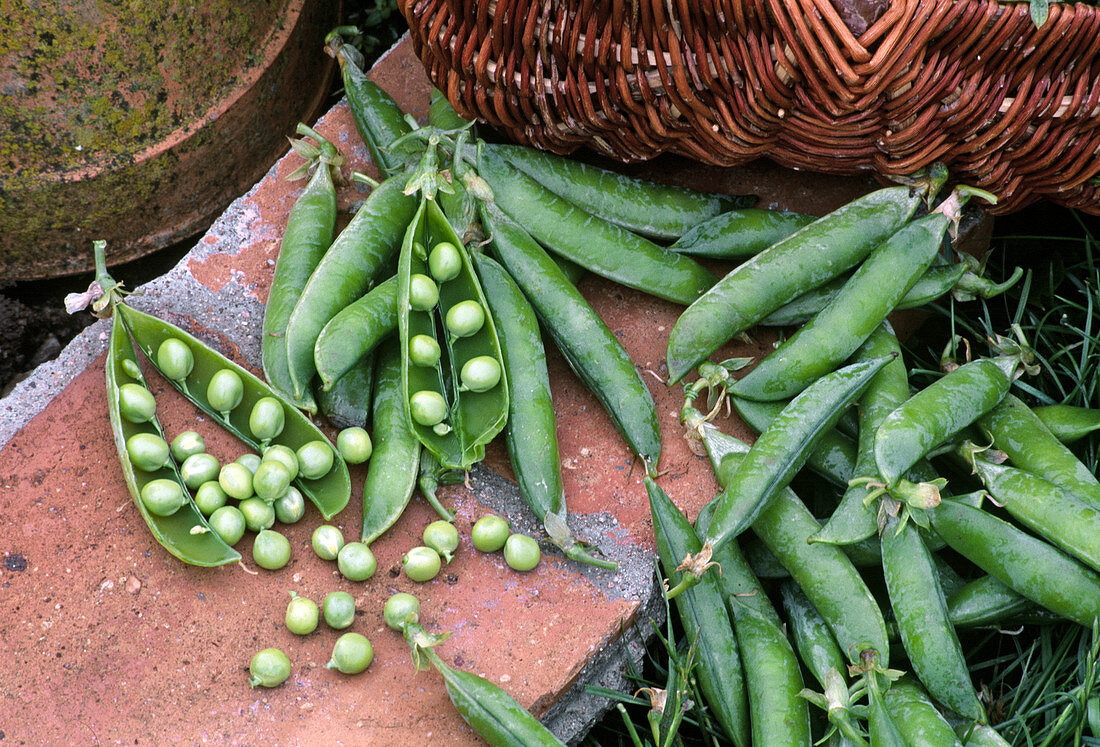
[314,275,398,391]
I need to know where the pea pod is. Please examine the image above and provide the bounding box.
[476,145,718,305]
[314,276,398,391]
[1032,403,1100,444]
[779,581,847,690]
[732,211,949,401]
[481,201,661,472]
[106,314,241,566]
[484,141,750,240]
[945,574,1041,628]
[285,175,416,399]
[117,303,350,520]
[316,353,373,429]
[666,185,922,383]
[882,677,964,747]
[474,252,615,570]
[361,341,421,543]
[261,126,340,412]
[399,198,508,470]
[429,87,471,132]
[669,208,816,259]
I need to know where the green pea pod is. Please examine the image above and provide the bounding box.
[728,595,812,747]
[732,212,948,401]
[945,575,1040,628]
[867,675,908,747]
[929,498,1100,627]
[1032,403,1100,444]
[666,185,921,383]
[429,87,471,131]
[669,209,816,259]
[285,176,416,399]
[262,128,339,412]
[779,581,847,690]
[314,275,399,391]
[118,303,351,520]
[476,145,718,305]
[979,393,1100,510]
[874,355,1022,486]
[701,355,893,554]
[474,252,615,570]
[106,314,241,566]
[883,677,965,747]
[481,201,661,472]
[399,198,508,470]
[361,341,421,543]
[880,514,984,721]
[645,475,751,747]
[316,353,374,429]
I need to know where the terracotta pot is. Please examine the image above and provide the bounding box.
[0,0,339,281]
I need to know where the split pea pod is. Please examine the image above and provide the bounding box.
[669,209,816,258]
[285,175,416,399]
[666,185,922,383]
[732,211,949,401]
[118,303,350,520]
[314,276,398,391]
[474,252,615,570]
[262,126,340,412]
[882,677,964,747]
[106,313,241,566]
[1032,403,1100,443]
[361,341,421,544]
[484,141,750,240]
[475,145,718,305]
[645,475,750,747]
[481,201,661,472]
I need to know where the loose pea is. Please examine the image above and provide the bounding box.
[170,430,205,462]
[402,546,442,582]
[285,591,319,635]
[428,241,463,283]
[126,432,171,472]
[323,590,356,629]
[273,486,306,524]
[445,300,485,338]
[249,397,285,443]
[252,529,291,570]
[383,592,421,631]
[261,444,299,480]
[253,461,292,503]
[409,273,440,310]
[337,541,377,581]
[296,440,334,480]
[337,427,373,464]
[208,505,246,545]
[157,338,194,382]
[504,534,541,571]
[248,648,291,688]
[408,334,441,367]
[312,524,345,560]
[423,520,460,563]
[118,383,156,423]
[235,452,262,475]
[140,478,187,516]
[410,390,448,427]
[459,356,502,393]
[239,497,276,533]
[194,481,228,516]
[207,368,244,417]
[326,632,374,674]
[471,515,510,552]
[218,462,254,501]
[180,452,220,490]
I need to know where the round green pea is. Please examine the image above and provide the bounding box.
[239,497,275,533]
[336,427,373,464]
[262,444,299,480]
[428,241,463,283]
[423,520,460,564]
[235,452,262,475]
[208,505,246,545]
[285,591,319,636]
[207,369,244,415]
[408,334,441,368]
[409,390,448,427]
[252,529,291,570]
[218,462,253,501]
[296,440,334,480]
[408,273,439,310]
[383,592,421,631]
[471,515,510,552]
[180,452,220,490]
[126,432,171,472]
[273,486,306,524]
[402,546,442,583]
[248,648,291,688]
[249,397,285,443]
[156,338,193,382]
[323,591,356,630]
[326,632,374,674]
[193,481,228,516]
[139,478,187,517]
[445,300,485,338]
[504,533,541,572]
[252,461,292,502]
[170,430,205,462]
[312,525,345,561]
[460,356,502,393]
[118,383,156,423]
[337,542,377,582]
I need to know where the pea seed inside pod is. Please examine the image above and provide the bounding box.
[207,368,244,418]
[170,430,205,462]
[208,505,246,545]
[253,461,292,502]
[296,440,334,480]
[445,300,485,338]
[408,273,440,311]
[459,355,502,393]
[117,383,157,423]
[139,478,187,517]
[428,241,463,283]
[410,390,448,427]
[408,334,441,368]
[249,397,285,443]
[156,338,194,382]
[125,432,172,472]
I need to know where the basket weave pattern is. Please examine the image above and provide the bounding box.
[400,0,1100,213]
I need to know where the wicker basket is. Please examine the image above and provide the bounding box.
[399,0,1100,214]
